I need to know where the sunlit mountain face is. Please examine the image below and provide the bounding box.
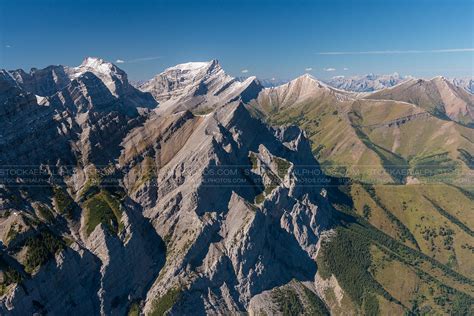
[1,0,473,315]
[0,56,472,315]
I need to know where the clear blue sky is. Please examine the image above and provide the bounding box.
[1,0,473,81]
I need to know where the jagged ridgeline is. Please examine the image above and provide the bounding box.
[0,58,472,315]
[247,72,474,314]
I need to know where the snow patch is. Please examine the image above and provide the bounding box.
[165,61,213,73]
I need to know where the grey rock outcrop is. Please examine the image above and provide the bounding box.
[0,58,333,315]
[139,60,263,114]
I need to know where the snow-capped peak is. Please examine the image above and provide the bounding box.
[167,61,213,71]
[72,57,123,78]
[81,57,108,68]
[326,72,409,92]
[163,60,219,75]
[139,59,262,112]
[450,77,474,94]
[65,57,128,97]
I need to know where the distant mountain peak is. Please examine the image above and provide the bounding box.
[73,56,124,78]
[166,61,209,71]
[431,75,448,82]
[368,74,474,125]
[164,59,220,75]
[301,73,315,79]
[63,57,130,97]
[81,56,108,67]
[255,72,353,109]
[326,72,409,92]
[238,77,289,88]
[139,59,262,112]
[290,73,333,91]
[450,77,474,94]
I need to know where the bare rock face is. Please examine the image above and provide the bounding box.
[0,71,73,166]
[9,66,71,97]
[3,247,102,315]
[119,101,333,314]
[139,60,263,114]
[0,58,333,315]
[66,57,158,108]
[8,57,156,106]
[83,199,165,315]
[1,58,157,167]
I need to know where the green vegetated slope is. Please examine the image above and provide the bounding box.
[317,212,474,315]
[0,175,128,303]
[270,280,330,316]
[251,94,396,183]
[352,99,474,186]
[249,82,474,314]
[351,183,474,275]
[84,189,123,236]
[250,93,473,186]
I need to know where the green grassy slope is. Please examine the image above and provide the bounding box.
[249,85,474,314]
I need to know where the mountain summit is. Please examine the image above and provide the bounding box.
[368,76,474,125]
[139,59,263,113]
[326,73,410,92]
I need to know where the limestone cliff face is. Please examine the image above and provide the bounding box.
[139,60,263,114]
[120,101,334,314]
[9,66,71,97]
[0,58,333,315]
[0,70,73,166]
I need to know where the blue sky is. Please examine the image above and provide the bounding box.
[1,0,473,81]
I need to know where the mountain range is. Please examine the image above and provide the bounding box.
[0,57,473,315]
[244,73,474,95]
[451,77,474,94]
[325,73,410,92]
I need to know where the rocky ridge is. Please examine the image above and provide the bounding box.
[326,73,410,92]
[0,58,335,315]
[368,76,474,125]
[139,60,264,114]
